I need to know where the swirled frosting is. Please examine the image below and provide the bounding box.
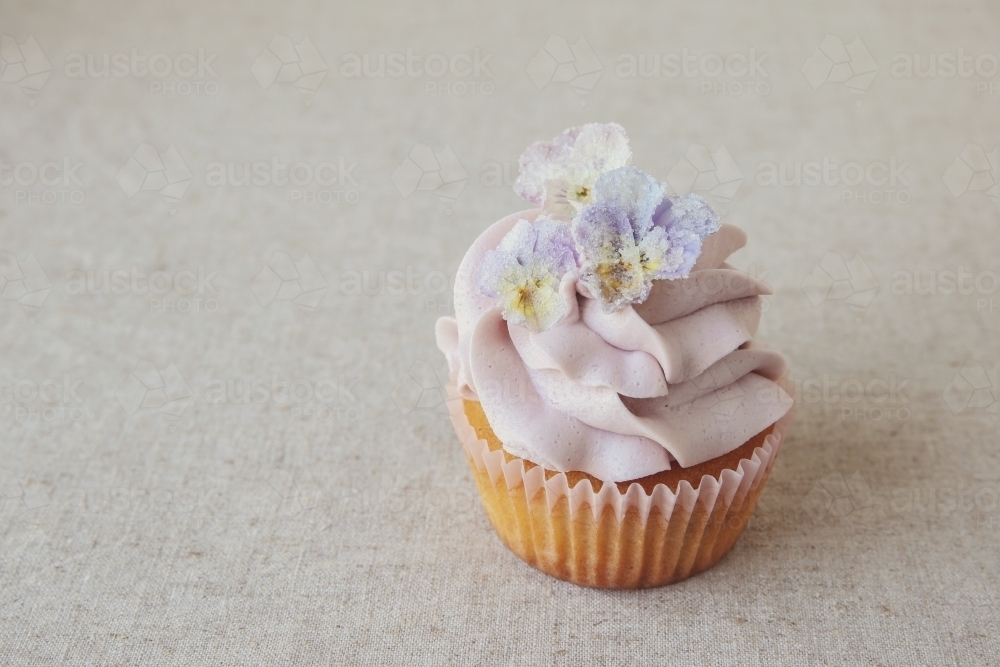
[436,209,793,482]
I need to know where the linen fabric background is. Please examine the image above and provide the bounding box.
[1,0,998,664]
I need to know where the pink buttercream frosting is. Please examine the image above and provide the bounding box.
[436,209,793,482]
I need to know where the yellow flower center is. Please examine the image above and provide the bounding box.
[514,284,535,314]
[596,258,640,299]
[568,184,591,205]
[639,250,660,275]
[508,276,549,317]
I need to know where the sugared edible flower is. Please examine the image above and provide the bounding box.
[514,123,632,220]
[484,125,723,322]
[476,218,578,332]
[572,167,720,312]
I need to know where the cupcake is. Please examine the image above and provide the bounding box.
[436,123,794,588]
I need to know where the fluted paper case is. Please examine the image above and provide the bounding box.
[446,377,795,588]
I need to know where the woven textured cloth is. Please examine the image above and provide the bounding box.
[2,1,998,664]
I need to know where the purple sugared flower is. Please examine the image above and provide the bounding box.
[572,166,720,312]
[477,217,578,332]
[514,123,632,220]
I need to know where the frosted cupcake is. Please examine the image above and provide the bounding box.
[436,123,794,588]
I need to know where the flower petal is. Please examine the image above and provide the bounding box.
[573,205,650,312]
[592,166,665,238]
[514,123,632,216]
[476,217,578,332]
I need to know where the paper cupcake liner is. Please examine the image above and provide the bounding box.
[445,376,795,589]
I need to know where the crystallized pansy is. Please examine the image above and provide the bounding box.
[514,123,632,220]
[476,218,578,332]
[572,166,720,312]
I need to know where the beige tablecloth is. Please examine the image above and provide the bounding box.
[2,1,999,664]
